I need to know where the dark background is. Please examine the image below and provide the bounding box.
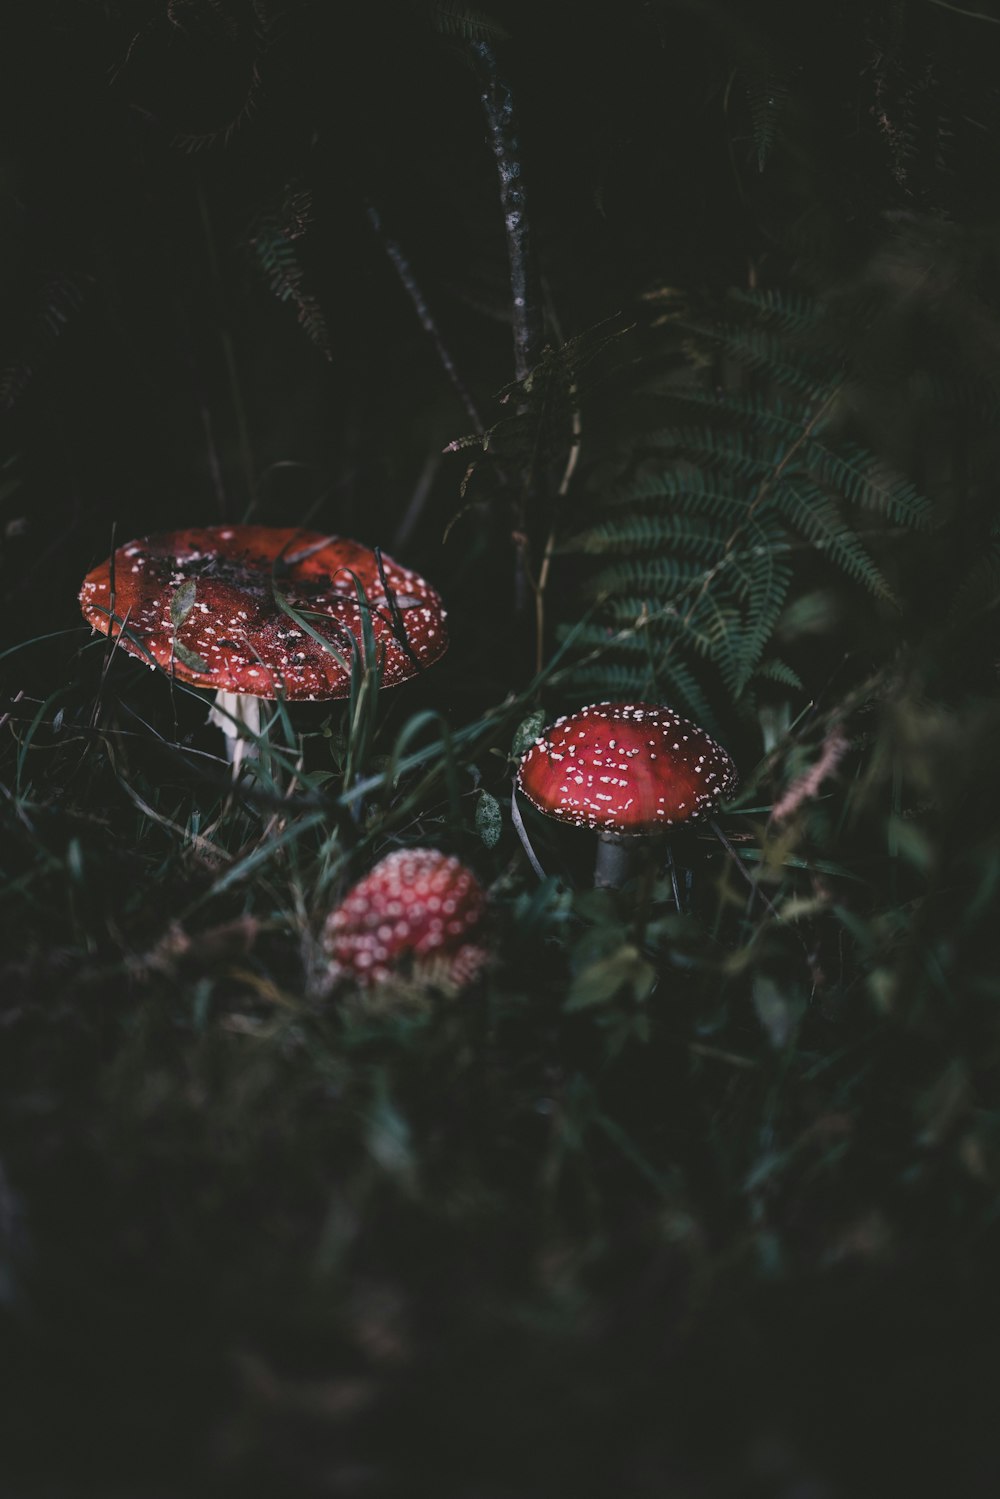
[5,4,1000,1498]
[6,0,1000,680]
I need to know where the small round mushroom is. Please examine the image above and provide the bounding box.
[515,700,738,889]
[322,848,490,994]
[79,525,448,768]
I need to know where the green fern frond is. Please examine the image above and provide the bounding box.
[418,0,509,43]
[568,513,727,560]
[663,383,815,436]
[660,388,928,527]
[557,650,721,736]
[586,556,708,600]
[248,195,331,360]
[703,325,829,397]
[558,659,652,698]
[556,289,927,726]
[649,655,721,731]
[639,424,788,483]
[727,286,824,334]
[565,622,646,652]
[807,443,931,526]
[599,598,682,626]
[608,467,749,522]
[741,66,792,173]
[729,549,794,691]
[779,481,893,599]
[754,657,804,690]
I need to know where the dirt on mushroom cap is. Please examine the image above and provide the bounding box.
[79,525,448,700]
[517,701,738,833]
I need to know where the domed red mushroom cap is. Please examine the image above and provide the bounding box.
[516,701,738,833]
[79,525,447,700]
[322,848,489,991]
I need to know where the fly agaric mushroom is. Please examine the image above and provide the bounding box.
[515,701,738,889]
[79,525,448,768]
[322,847,489,993]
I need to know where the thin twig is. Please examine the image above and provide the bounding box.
[511,782,547,880]
[364,198,484,433]
[394,450,441,550]
[472,39,545,619]
[532,384,581,674]
[709,817,783,923]
[471,42,545,385]
[666,842,683,913]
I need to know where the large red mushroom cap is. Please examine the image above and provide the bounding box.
[322,848,489,992]
[516,701,738,834]
[79,525,447,700]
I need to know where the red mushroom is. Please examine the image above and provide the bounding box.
[79,525,448,767]
[322,847,489,993]
[515,701,738,889]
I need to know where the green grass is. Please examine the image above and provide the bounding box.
[3,608,1000,1499]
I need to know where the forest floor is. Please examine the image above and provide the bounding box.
[3,622,1000,1499]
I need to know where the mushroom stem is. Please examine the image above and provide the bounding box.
[208,689,262,773]
[594,834,635,890]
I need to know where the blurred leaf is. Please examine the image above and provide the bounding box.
[888,816,934,872]
[366,1073,417,1191]
[775,587,841,639]
[916,1060,971,1147]
[566,943,655,1010]
[751,972,804,1048]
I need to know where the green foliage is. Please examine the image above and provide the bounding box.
[417,0,509,43]
[247,185,331,359]
[557,289,930,720]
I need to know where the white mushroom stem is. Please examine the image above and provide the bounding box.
[207,690,263,773]
[593,833,636,890]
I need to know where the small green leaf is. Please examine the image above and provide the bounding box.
[169,580,209,672]
[566,943,655,1010]
[173,641,210,674]
[475,790,502,848]
[752,973,804,1048]
[512,709,546,760]
[170,579,198,630]
[66,837,84,884]
[887,816,934,872]
[366,1073,417,1191]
